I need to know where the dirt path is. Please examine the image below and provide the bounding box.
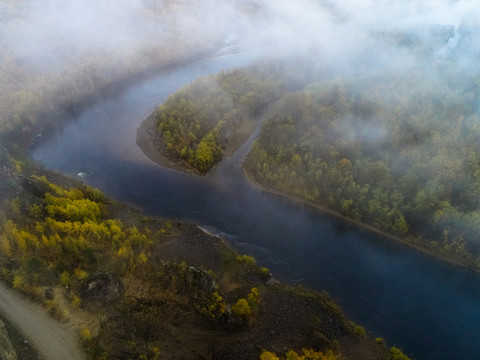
[0,282,87,360]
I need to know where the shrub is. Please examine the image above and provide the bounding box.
[60,271,70,287]
[80,325,92,342]
[232,298,251,323]
[354,325,366,337]
[390,347,410,360]
[260,350,280,360]
[71,295,81,307]
[247,287,260,311]
[74,268,88,281]
[201,291,226,320]
[235,254,256,265]
[12,275,24,289]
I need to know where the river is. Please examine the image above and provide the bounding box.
[30,51,480,360]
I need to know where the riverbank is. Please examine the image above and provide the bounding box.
[242,169,478,272]
[136,90,260,176]
[136,110,202,174]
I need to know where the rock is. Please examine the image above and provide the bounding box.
[44,287,54,300]
[265,278,280,287]
[188,266,217,294]
[82,273,124,303]
[159,262,218,295]
[20,176,50,199]
[0,320,17,360]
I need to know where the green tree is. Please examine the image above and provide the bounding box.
[232,298,251,323]
[389,347,410,360]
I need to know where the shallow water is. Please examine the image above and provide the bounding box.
[31,52,480,360]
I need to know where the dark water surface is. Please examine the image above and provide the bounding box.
[31,52,480,360]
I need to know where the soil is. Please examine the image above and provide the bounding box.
[154,223,227,272]
[212,286,387,360]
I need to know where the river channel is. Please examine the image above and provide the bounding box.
[31,51,480,360]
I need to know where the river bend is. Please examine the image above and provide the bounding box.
[31,52,480,360]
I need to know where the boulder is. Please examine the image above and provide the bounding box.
[82,273,124,303]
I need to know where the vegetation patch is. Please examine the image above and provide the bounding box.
[154,63,284,173]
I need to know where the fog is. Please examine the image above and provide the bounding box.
[3,0,480,232]
[2,0,479,222]
[3,0,478,69]
[1,0,479,88]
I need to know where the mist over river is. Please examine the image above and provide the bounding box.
[31,52,480,360]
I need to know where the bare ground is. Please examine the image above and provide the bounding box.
[0,281,87,360]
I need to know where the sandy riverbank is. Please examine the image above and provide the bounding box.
[136,110,201,174]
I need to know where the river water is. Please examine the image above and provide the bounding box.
[31,51,480,360]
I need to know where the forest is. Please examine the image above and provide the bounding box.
[245,69,480,267]
[153,58,330,173]
[153,22,480,270]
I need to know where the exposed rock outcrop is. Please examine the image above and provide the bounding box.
[82,273,124,303]
[0,320,17,360]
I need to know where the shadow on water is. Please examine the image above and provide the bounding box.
[30,51,480,360]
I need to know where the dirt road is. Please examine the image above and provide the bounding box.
[0,282,87,360]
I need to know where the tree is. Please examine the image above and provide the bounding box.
[195,131,218,172]
[232,298,251,323]
[390,347,410,360]
[260,351,280,360]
